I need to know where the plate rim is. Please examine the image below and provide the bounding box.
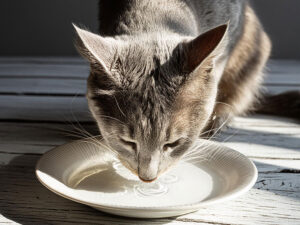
[35,140,258,212]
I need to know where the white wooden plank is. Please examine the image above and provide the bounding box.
[220,136,300,159]
[0,115,299,160]
[180,189,300,225]
[0,153,299,225]
[264,73,300,85]
[0,78,86,95]
[0,63,89,78]
[233,115,300,127]
[253,158,300,172]
[221,129,300,153]
[0,59,299,83]
[264,85,299,94]
[0,123,97,155]
[0,78,297,95]
[0,215,14,224]
[0,77,298,95]
[2,58,296,68]
[180,159,300,225]
[0,95,92,122]
[0,58,298,96]
[1,58,298,69]
[230,117,300,131]
[268,59,300,75]
[1,78,297,96]
[215,116,300,159]
[0,56,85,64]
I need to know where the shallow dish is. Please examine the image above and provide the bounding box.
[36,139,257,218]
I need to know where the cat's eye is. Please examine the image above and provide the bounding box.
[119,137,137,152]
[163,139,182,151]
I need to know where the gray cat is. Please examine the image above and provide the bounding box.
[73,0,273,182]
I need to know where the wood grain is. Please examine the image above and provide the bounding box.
[0,58,299,224]
[0,63,89,78]
[0,77,297,96]
[0,154,299,225]
[0,58,298,98]
[0,95,91,122]
[0,116,299,160]
[0,78,87,95]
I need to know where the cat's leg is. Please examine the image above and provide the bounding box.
[203,5,272,136]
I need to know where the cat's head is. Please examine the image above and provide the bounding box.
[74,24,228,182]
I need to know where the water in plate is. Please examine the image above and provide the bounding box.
[66,160,224,207]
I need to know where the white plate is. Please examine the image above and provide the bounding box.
[36,139,257,218]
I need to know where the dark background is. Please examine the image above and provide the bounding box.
[1,0,299,59]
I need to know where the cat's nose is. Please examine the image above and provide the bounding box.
[138,168,158,182]
[138,152,159,182]
[138,176,157,183]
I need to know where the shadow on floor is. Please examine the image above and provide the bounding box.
[214,116,300,153]
[0,155,175,225]
[1,115,299,224]
[253,160,300,200]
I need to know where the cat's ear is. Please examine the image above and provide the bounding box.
[73,24,116,73]
[183,24,228,72]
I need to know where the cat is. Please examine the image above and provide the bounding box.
[73,0,295,182]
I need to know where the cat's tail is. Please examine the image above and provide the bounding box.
[254,91,300,120]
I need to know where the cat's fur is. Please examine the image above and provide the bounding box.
[74,0,272,182]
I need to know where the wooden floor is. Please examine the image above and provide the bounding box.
[0,57,300,225]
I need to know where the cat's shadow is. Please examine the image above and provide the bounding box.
[0,155,175,225]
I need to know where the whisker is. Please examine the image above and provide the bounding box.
[97,114,126,125]
[113,95,126,118]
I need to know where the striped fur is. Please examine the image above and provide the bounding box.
[204,5,272,133]
[74,0,272,181]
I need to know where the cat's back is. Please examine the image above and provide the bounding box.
[98,0,247,39]
[188,0,246,31]
[187,0,247,49]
